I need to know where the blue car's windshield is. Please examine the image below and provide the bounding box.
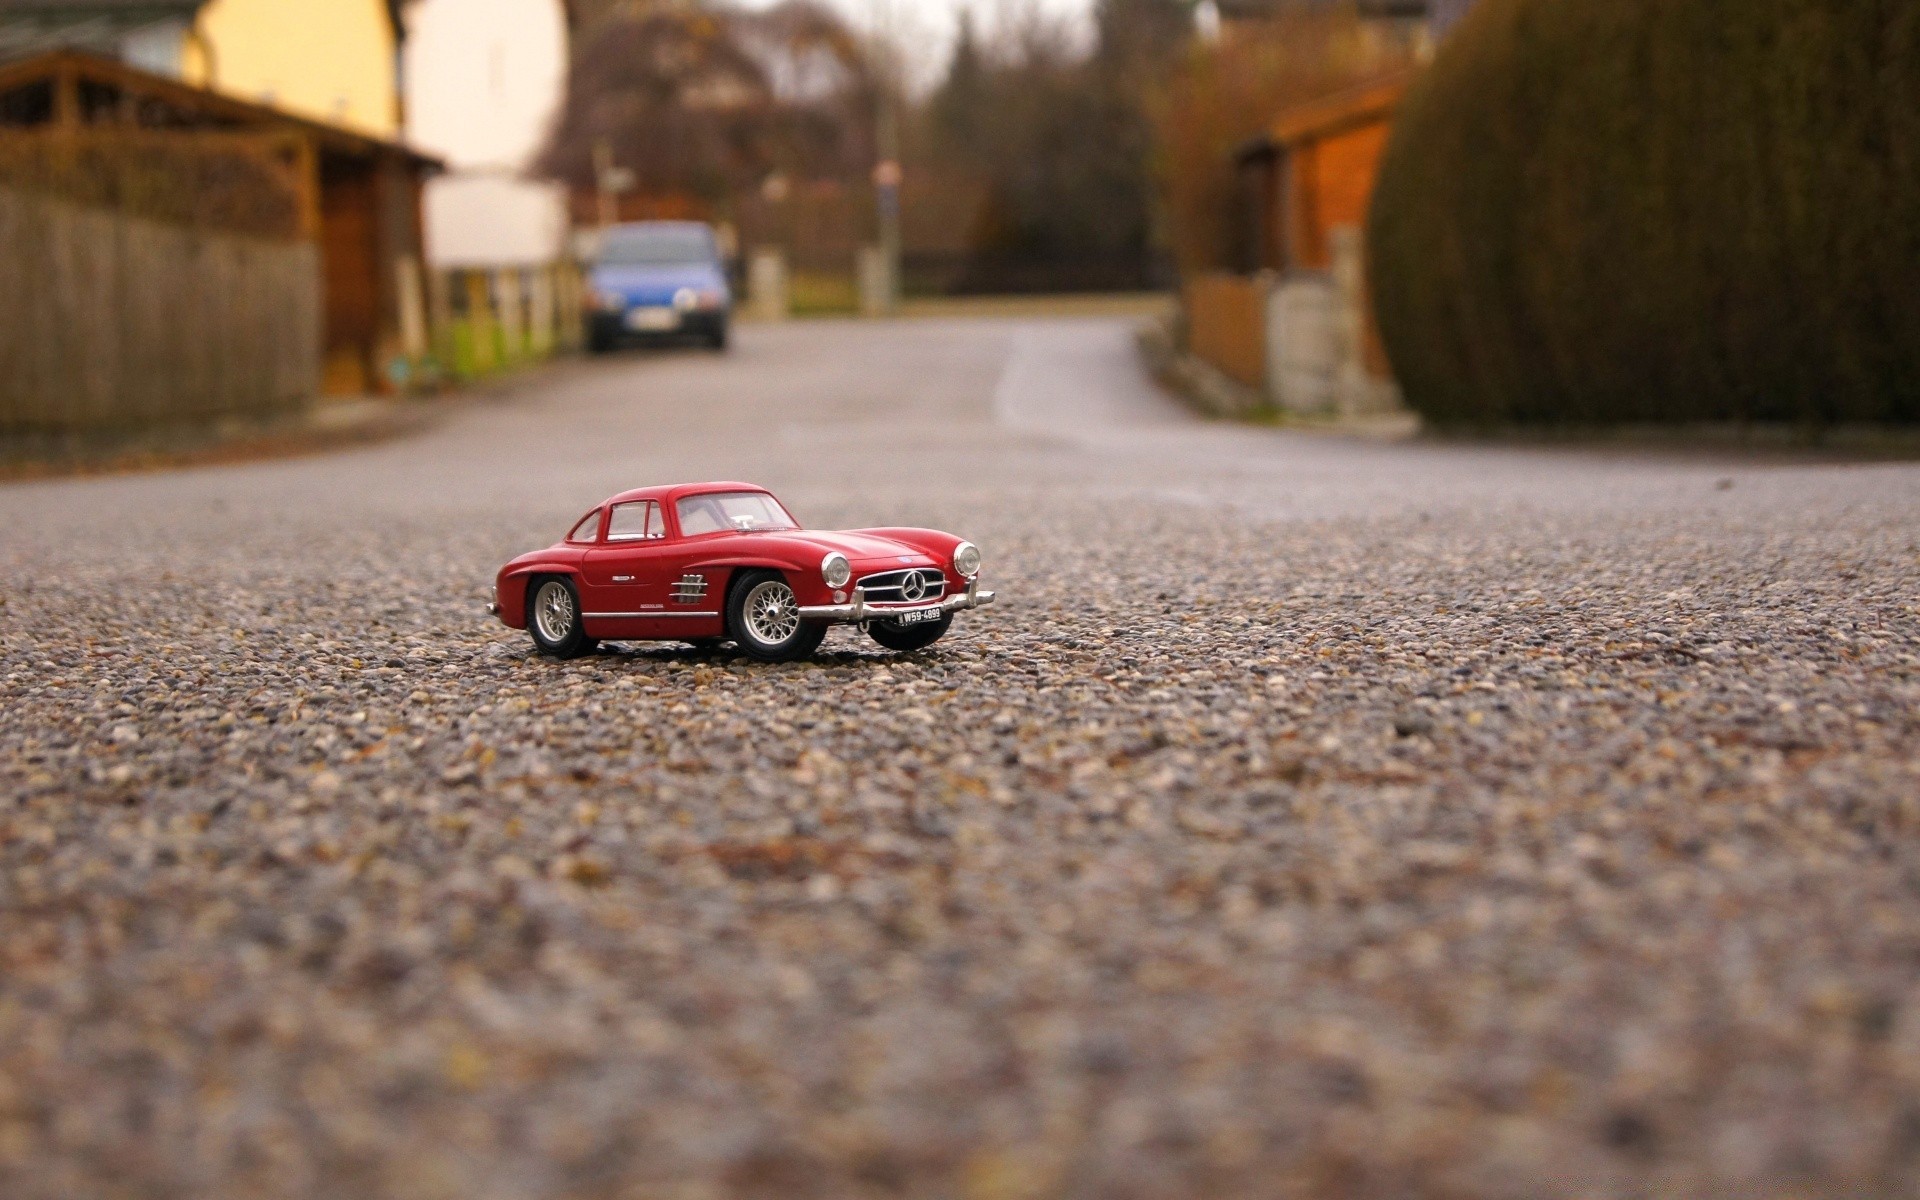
[599,227,717,267]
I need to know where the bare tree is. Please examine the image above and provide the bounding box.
[536,1,876,205]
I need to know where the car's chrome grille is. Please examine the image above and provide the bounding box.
[856,568,946,605]
[670,573,709,604]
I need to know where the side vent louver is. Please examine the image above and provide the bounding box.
[671,573,709,604]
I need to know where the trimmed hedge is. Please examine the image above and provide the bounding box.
[1366,0,1920,427]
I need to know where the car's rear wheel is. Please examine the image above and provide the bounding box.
[867,612,952,653]
[528,577,596,659]
[726,570,826,662]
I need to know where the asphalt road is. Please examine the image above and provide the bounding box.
[3,318,1919,1199]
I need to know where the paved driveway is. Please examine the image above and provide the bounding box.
[3,318,1919,1198]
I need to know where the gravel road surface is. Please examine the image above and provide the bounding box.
[3,318,1919,1199]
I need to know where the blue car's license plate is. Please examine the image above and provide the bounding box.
[626,307,677,331]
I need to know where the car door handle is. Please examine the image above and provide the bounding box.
[613,575,634,582]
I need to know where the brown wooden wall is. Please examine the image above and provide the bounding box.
[1285,119,1393,272]
[317,151,425,395]
[0,186,320,440]
[1184,272,1268,389]
[0,54,429,403]
[319,155,380,393]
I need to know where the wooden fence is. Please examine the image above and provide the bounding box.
[0,185,319,441]
[1184,271,1269,389]
[0,129,320,445]
[0,128,315,240]
[1180,232,1404,418]
[426,262,583,381]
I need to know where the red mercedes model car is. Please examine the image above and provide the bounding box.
[491,482,996,662]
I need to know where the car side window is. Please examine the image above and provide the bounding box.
[607,501,663,541]
[567,510,601,543]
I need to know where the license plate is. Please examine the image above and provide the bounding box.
[626,306,677,331]
[893,608,941,626]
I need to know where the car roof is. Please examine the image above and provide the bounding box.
[601,481,771,507]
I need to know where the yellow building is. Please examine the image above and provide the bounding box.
[182,0,401,138]
[0,0,402,137]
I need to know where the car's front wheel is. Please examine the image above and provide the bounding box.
[867,612,952,653]
[528,577,596,659]
[726,570,826,662]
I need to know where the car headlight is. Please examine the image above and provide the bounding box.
[953,541,981,578]
[821,552,851,589]
[594,290,627,311]
[675,287,725,311]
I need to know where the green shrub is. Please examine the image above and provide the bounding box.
[1367,0,1920,427]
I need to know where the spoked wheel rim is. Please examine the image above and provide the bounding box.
[534,581,576,643]
[742,579,800,645]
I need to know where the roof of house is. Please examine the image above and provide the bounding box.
[1234,70,1415,163]
[0,0,407,38]
[0,1,202,12]
[1429,0,1477,30]
[0,2,410,77]
[1213,0,1428,21]
[0,0,202,62]
[0,48,440,166]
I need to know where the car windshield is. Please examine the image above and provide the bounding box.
[676,492,798,535]
[599,226,717,267]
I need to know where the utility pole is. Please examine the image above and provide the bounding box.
[868,0,901,314]
[593,139,634,229]
[594,140,615,228]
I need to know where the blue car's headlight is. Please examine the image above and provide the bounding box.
[593,290,627,311]
[674,287,727,311]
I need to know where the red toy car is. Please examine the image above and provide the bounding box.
[491,482,996,661]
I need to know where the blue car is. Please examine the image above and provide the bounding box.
[585,221,732,352]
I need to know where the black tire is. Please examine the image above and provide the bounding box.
[725,570,826,663]
[587,325,618,354]
[708,319,729,351]
[867,612,952,653]
[527,576,595,659]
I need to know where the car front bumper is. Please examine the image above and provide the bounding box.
[590,308,728,336]
[798,578,996,625]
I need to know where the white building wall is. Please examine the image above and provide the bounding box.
[403,0,570,266]
[424,174,569,267]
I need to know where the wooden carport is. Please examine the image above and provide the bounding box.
[1232,72,1414,393]
[0,50,441,395]
[1234,72,1413,276]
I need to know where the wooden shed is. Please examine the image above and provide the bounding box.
[0,49,439,395]
[1230,71,1412,395]
[1235,71,1411,276]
